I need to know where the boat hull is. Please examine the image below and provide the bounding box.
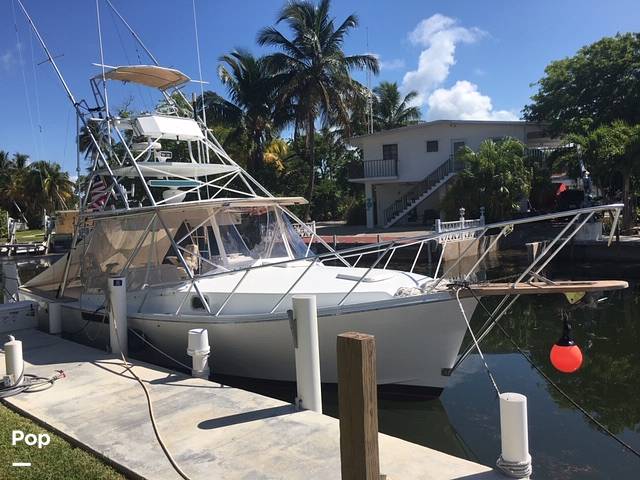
[22,291,476,394]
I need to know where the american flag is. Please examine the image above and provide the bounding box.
[88,176,108,211]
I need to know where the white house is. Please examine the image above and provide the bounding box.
[348,120,558,229]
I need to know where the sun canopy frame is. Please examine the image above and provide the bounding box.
[95,65,191,90]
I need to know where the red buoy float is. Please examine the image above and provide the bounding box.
[550,318,583,373]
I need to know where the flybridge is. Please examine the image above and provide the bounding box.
[81,61,269,213]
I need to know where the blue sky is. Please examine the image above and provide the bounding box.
[0,0,638,175]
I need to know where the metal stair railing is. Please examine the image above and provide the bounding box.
[383,155,459,225]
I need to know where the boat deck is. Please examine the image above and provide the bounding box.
[0,329,503,479]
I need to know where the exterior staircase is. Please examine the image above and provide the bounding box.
[383,156,461,228]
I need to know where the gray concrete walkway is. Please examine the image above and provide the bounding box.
[1,329,502,479]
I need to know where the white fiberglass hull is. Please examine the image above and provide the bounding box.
[25,291,477,395]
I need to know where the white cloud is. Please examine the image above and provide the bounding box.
[380,58,405,71]
[399,14,515,120]
[426,80,518,121]
[402,14,485,104]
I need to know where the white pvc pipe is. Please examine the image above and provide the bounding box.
[48,302,62,334]
[187,328,210,378]
[498,392,532,478]
[4,335,23,386]
[108,276,128,356]
[291,295,322,413]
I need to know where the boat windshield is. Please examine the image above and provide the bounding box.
[68,205,309,295]
[166,205,309,276]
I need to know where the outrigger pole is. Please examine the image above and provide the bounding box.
[15,0,129,209]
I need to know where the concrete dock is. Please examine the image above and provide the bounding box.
[1,329,503,479]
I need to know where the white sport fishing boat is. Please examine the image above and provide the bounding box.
[16,1,628,396]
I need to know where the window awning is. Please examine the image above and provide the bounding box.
[97,65,190,90]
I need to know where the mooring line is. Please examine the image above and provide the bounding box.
[454,288,501,396]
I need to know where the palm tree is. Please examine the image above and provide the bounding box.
[201,49,282,175]
[4,153,32,216]
[0,151,14,211]
[12,152,30,170]
[258,0,379,219]
[30,161,75,212]
[373,81,421,131]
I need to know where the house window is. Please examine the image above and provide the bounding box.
[426,140,438,153]
[382,144,398,161]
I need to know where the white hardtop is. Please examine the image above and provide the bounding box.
[95,65,190,90]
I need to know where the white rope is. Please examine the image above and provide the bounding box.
[496,454,532,478]
[454,288,500,396]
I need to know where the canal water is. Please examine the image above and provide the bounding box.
[3,253,640,478]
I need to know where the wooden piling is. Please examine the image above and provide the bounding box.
[337,332,380,480]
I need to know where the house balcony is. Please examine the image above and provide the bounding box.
[348,158,398,182]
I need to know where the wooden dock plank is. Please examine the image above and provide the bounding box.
[1,329,502,479]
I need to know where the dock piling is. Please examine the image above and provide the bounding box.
[497,392,532,478]
[290,295,322,413]
[337,332,381,480]
[108,276,128,356]
[3,335,23,386]
[187,328,210,378]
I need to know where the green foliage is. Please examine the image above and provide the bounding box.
[200,50,284,175]
[443,138,531,221]
[254,130,363,221]
[372,81,421,131]
[258,0,378,218]
[524,33,640,136]
[0,152,75,227]
[576,121,640,229]
[344,195,366,225]
[0,208,7,240]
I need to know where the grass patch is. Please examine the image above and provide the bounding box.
[0,230,45,243]
[15,230,45,242]
[0,403,126,480]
